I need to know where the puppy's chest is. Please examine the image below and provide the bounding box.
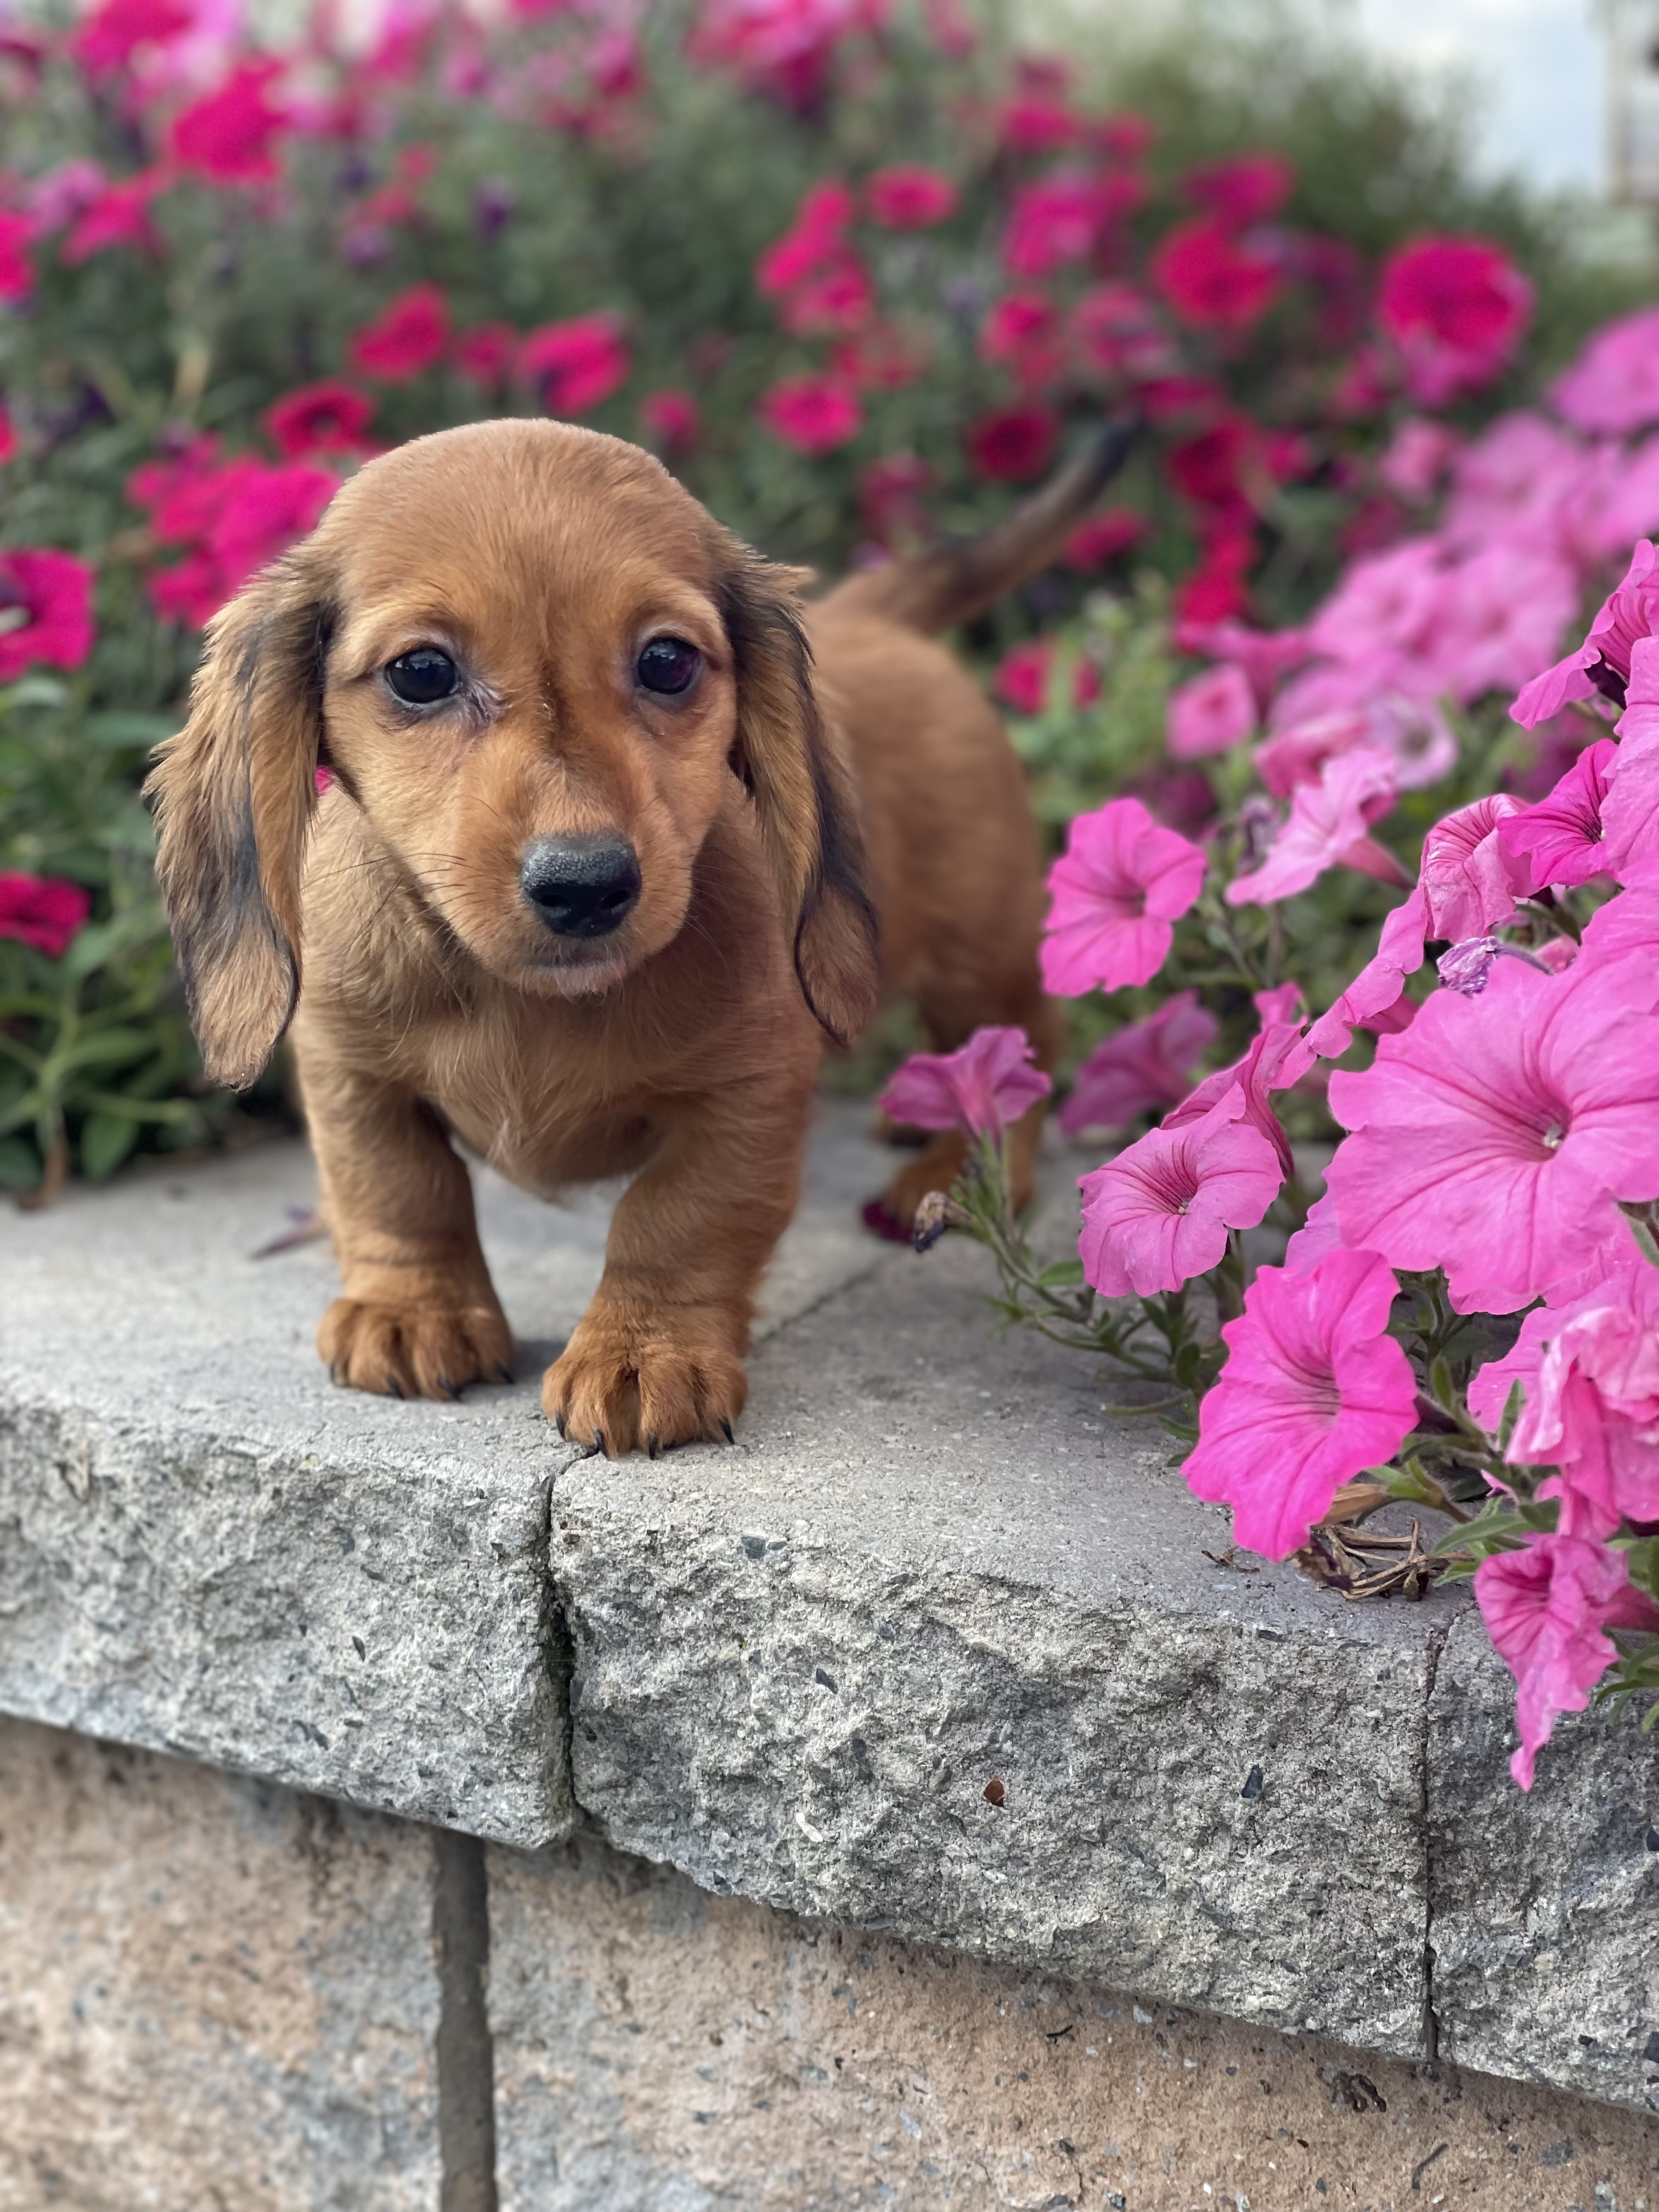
[434,1070,661,1197]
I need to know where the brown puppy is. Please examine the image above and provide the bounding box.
[146,418,1127,1454]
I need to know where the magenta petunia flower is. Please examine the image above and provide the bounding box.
[1469,1265,1659,1541]
[1226,746,1402,907]
[1377,236,1533,407]
[0,549,95,680]
[1041,797,1206,996]
[865,163,958,229]
[965,405,1058,484]
[1418,791,1528,939]
[1078,1092,1284,1299]
[0,872,91,957]
[1474,1536,1659,1789]
[453,323,518,392]
[1497,740,1616,893]
[60,170,166,266]
[262,380,375,460]
[169,61,289,184]
[1173,617,1308,714]
[1161,1015,1312,1179]
[1327,952,1659,1313]
[638,388,702,452]
[1183,1249,1417,1559]
[1151,217,1281,331]
[877,1025,1050,1138]
[760,373,862,456]
[351,284,450,382]
[521,314,631,417]
[1058,990,1218,1135]
[1511,539,1659,728]
[1167,662,1255,760]
[1601,637,1659,881]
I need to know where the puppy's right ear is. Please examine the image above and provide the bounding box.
[144,552,335,1091]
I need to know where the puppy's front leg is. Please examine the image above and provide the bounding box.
[545,1081,811,1456]
[300,1052,514,1401]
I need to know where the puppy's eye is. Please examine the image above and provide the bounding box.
[636,637,702,696]
[384,647,460,705]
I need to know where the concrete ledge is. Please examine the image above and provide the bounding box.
[3,1105,1656,2109]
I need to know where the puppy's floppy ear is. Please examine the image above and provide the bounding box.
[721,547,879,1046]
[144,549,336,1091]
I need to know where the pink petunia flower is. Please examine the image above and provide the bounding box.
[1377,417,1460,501]
[1063,508,1147,571]
[522,314,631,416]
[262,381,374,460]
[1162,1014,1313,1180]
[877,1025,1050,1137]
[1601,635,1659,881]
[1511,539,1659,727]
[1497,740,1616,893]
[0,872,91,957]
[965,405,1058,484]
[1041,797,1206,996]
[0,212,36,301]
[1172,618,1308,714]
[72,0,192,75]
[1058,990,1218,1135]
[1325,951,1659,1313]
[452,323,518,392]
[1003,174,1111,278]
[639,388,702,452]
[1474,1536,1659,1788]
[1181,151,1293,228]
[1167,662,1255,760]
[60,170,167,266]
[1550,307,1659,438]
[1077,1091,1284,1299]
[1377,236,1533,407]
[350,284,450,382]
[170,61,289,184]
[755,180,854,296]
[865,163,957,228]
[1152,218,1281,331]
[1183,1249,1418,1559]
[1469,1265,1659,1541]
[0,550,95,680]
[760,373,862,455]
[1226,747,1403,907]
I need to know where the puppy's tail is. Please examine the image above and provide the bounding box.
[827,416,1139,636]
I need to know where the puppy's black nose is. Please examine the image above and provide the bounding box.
[520,835,641,939]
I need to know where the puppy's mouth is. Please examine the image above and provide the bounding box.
[521,944,638,999]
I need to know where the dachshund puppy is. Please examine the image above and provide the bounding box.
[146,419,1128,1454]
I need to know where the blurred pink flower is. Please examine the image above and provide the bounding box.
[1063,508,1147,571]
[1306,539,1440,669]
[1058,990,1218,1135]
[1326,951,1659,1313]
[170,61,289,184]
[1378,236,1533,407]
[1183,1249,1417,1559]
[1070,280,1171,379]
[780,255,875,336]
[0,212,35,301]
[1181,151,1293,227]
[1167,662,1255,759]
[1152,218,1280,331]
[1041,796,1206,995]
[1511,539,1659,726]
[755,179,853,294]
[877,1025,1050,1137]
[760,373,861,454]
[1426,544,1579,706]
[865,163,957,228]
[1226,747,1402,907]
[1078,1091,1283,1298]
[209,462,337,586]
[263,381,374,460]
[0,872,91,957]
[1003,174,1105,278]
[1470,1265,1659,1541]
[1474,1537,1659,1789]
[1497,740,1616,893]
[72,0,193,74]
[1173,618,1308,714]
[991,639,1097,714]
[639,388,702,452]
[965,405,1057,484]
[60,171,166,264]
[1253,699,1459,799]
[351,284,450,381]
[0,550,94,679]
[0,405,13,464]
[522,314,631,415]
[453,323,518,392]
[979,291,1063,382]
[1550,307,1659,437]
[1377,417,1460,501]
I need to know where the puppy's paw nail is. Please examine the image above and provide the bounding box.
[553,1412,567,1439]
[495,1363,515,1386]
[385,1373,405,1399]
[435,1375,461,1400]
[592,1427,607,1458]
[720,1419,736,1445]
[646,1432,661,1459]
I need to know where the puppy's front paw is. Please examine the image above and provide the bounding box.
[318,1297,515,1401]
[542,1305,747,1457]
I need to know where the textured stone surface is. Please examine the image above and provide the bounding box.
[553,1227,1446,2057]
[488,1822,1659,2211]
[0,1107,883,1847]
[0,1712,439,2211]
[1427,1611,1659,2115]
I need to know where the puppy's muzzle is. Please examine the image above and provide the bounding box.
[520,835,641,939]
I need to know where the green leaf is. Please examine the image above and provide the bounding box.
[79,1108,140,1181]
[1037,1259,1086,1287]
[0,1135,38,1189]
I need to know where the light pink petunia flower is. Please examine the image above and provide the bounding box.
[1468,1265,1659,1541]
[1550,306,1659,438]
[1041,798,1207,996]
[1497,740,1617,893]
[1325,952,1659,1313]
[878,1025,1051,1138]
[1077,1092,1283,1299]
[1511,539,1659,727]
[1304,889,1428,1058]
[1058,991,1218,1135]
[1475,1536,1659,1789]
[1602,635,1659,881]
[1171,617,1309,714]
[1167,662,1255,760]
[1226,747,1403,907]
[1161,1016,1313,1179]
[1183,1249,1417,1560]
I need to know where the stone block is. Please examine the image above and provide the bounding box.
[0,1713,439,2211]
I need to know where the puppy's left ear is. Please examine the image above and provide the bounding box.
[721,549,880,1046]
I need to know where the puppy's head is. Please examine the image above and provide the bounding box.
[145,421,878,1089]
